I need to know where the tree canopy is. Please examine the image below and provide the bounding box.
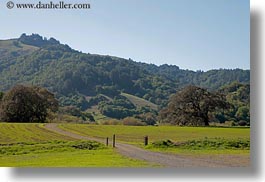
[218,82,250,125]
[159,86,230,126]
[0,85,58,123]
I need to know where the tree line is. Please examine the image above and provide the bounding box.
[0,82,249,126]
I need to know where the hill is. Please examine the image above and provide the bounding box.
[0,33,250,121]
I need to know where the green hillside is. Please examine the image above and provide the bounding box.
[0,34,250,124]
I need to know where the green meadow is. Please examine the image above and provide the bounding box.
[59,124,250,155]
[0,123,250,167]
[0,123,150,167]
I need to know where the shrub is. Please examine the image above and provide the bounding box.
[150,140,176,148]
[149,138,250,150]
[238,120,247,126]
[71,141,104,150]
[54,114,84,123]
[231,121,238,126]
[135,112,157,125]
[101,119,121,125]
[122,117,146,126]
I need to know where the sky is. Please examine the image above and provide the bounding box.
[0,0,249,71]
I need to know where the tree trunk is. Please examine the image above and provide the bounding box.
[202,113,209,126]
[204,119,209,126]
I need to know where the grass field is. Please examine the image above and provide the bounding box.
[0,123,74,144]
[0,123,250,167]
[0,149,150,167]
[58,124,250,155]
[58,124,249,144]
[0,123,151,167]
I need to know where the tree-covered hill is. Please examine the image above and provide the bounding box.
[0,34,250,118]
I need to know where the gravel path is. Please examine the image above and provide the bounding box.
[45,123,247,168]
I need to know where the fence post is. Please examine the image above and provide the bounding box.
[113,134,116,148]
[144,136,148,146]
[106,137,109,146]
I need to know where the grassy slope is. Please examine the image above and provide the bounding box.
[59,124,250,155]
[86,93,158,123]
[0,123,150,167]
[121,93,158,110]
[0,123,74,144]
[0,39,38,49]
[0,39,38,57]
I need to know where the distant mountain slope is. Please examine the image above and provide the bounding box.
[0,39,39,73]
[0,34,250,111]
[0,39,39,58]
[139,63,250,91]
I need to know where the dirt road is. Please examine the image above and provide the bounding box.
[45,123,249,168]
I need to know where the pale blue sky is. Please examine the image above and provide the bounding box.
[0,0,249,71]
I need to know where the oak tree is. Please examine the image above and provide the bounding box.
[0,85,58,123]
[159,85,230,126]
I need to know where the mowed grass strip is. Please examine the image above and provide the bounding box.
[0,123,75,144]
[0,140,104,156]
[58,124,250,145]
[0,140,151,167]
[146,138,250,155]
[0,149,151,167]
